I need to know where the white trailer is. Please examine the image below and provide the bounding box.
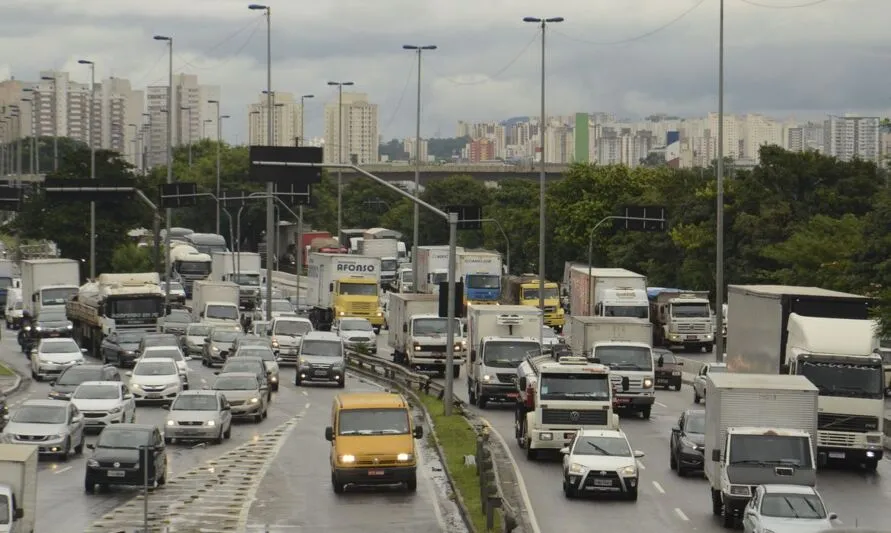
[191,280,240,325]
[566,266,648,319]
[0,444,38,533]
[21,259,80,315]
[387,293,464,378]
[416,245,463,294]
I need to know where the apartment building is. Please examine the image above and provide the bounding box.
[823,115,881,163]
[402,137,429,162]
[323,92,379,164]
[146,73,219,167]
[247,91,303,146]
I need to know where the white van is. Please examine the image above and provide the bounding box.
[4,288,23,329]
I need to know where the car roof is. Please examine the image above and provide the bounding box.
[226,355,264,363]
[274,316,311,324]
[683,408,704,417]
[707,362,727,368]
[336,392,407,410]
[216,372,259,380]
[39,337,76,344]
[64,364,112,371]
[135,358,177,366]
[576,428,627,439]
[760,484,818,495]
[77,381,121,387]
[21,399,68,408]
[177,389,220,397]
[303,331,340,341]
[144,345,181,351]
[103,423,155,433]
[144,333,177,339]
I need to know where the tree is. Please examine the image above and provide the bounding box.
[111,243,153,273]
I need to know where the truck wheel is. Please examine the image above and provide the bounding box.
[693,390,701,404]
[452,365,460,379]
[526,445,538,460]
[467,382,477,405]
[477,393,488,409]
[640,406,651,419]
[711,489,722,516]
[722,501,735,528]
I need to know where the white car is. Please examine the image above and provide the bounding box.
[126,359,183,403]
[541,327,563,351]
[264,299,295,320]
[743,484,837,533]
[333,317,377,354]
[560,428,645,501]
[70,381,136,428]
[141,346,190,389]
[30,338,86,381]
[692,362,727,404]
[270,316,314,365]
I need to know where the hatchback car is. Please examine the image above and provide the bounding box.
[126,359,183,403]
[30,337,86,381]
[269,316,313,365]
[265,299,295,320]
[232,346,280,391]
[160,309,191,335]
[48,364,121,401]
[669,408,705,476]
[654,349,684,391]
[71,381,136,429]
[742,484,837,533]
[295,331,345,387]
[202,327,241,367]
[560,428,645,500]
[218,358,271,402]
[163,390,232,444]
[693,362,727,403]
[334,318,377,354]
[1,399,85,460]
[84,424,167,493]
[100,330,145,367]
[182,323,212,356]
[141,346,190,389]
[211,372,268,422]
[136,333,180,358]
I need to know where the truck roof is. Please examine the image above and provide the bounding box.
[708,372,818,392]
[390,293,437,303]
[468,304,541,315]
[729,427,813,437]
[729,284,868,300]
[787,314,879,355]
[570,266,644,278]
[0,443,38,461]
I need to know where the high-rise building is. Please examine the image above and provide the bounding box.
[146,73,219,167]
[323,92,379,164]
[246,92,303,147]
[823,115,881,163]
[466,138,496,162]
[403,137,429,162]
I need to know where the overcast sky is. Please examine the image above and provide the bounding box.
[1,0,890,143]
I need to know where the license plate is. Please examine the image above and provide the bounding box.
[313,370,327,376]
[829,452,845,459]
[685,335,697,340]
[506,393,518,399]
[593,479,612,487]
[615,398,629,403]
[656,378,668,383]
[146,393,161,399]
[50,332,59,337]
[107,470,125,477]
[367,469,384,476]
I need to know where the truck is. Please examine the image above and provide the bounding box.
[387,293,465,378]
[466,304,543,409]
[704,373,818,529]
[569,316,656,418]
[726,284,884,470]
[21,259,80,316]
[305,237,348,265]
[501,274,566,331]
[298,231,334,266]
[210,252,263,309]
[358,238,400,288]
[169,244,212,297]
[306,253,384,332]
[415,245,464,294]
[459,250,502,305]
[0,444,37,533]
[565,265,649,320]
[515,353,618,459]
[0,260,16,318]
[67,273,166,357]
[648,288,714,351]
[394,265,413,293]
[191,280,240,326]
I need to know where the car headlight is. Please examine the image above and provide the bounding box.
[270,375,278,382]
[35,326,42,331]
[454,344,462,351]
[620,465,637,477]
[482,374,491,382]
[568,463,586,474]
[298,357,307,365]
[67,324,73,329]
[212,346,219,352]
[109,406,122,414]
[413,344,421,352]
[249,397,260,404]
[166,419,175,426]
[339,454,355,463]
[206,420,216,426]
[130,383,142,390]
[87,459,99,468]
[396,453,412,462]
[642,378,654,389]
[24,326,31,331]
[48,390,65,398]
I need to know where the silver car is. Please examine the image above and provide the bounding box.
[270,316,314,365]
[211,372,268,422]
[127,359,183,403]
[160,309,191,335]
[742,484,837,533]
[163,390,232,444]
[333,318,377,354]
[141,346,190,389]
[232,346,280,391]
[30,338,86,381]
[0,399,85,459]
[182,323,212,356]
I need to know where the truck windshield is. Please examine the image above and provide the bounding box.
[602,304,648,319]
[206,305,238,320]
[466,274,500,289]
[41,287,77,305]
[671,302,710,318]
[593,346,653,371]
[338,408,409,435]
[0,278,12,288]
[728,434,812,468]
[483,341,541,368]
[0,494,8,525]
[431,272,448,285]
[233,274,260,286]
[413,318,461,336]
[339,283,377,296]
[522,288,559,300]
[401,271,414,283]
[109,297,163,320]
[799,360,884,399]
[381,259,398,271]
[540,374,610,400]
[760,493,827,519]
[178,261,211,276]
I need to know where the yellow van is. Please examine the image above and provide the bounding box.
[325,392,423,494]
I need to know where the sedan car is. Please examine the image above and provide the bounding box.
[48,364,121,401]
[202,327,241,367]
[136,333,180,358]
[654,349,684,391]
[333,318,377,354]
[71,381,136,429]
[560,428,644,501]
[693,362,727,403]
[30,338,86,381]
[742,484,837,533]
[161,281,187,304]
[1,399,85,459]
[264,299,295,320]
[182,323,212,357]
[211,372,268,422]
[99,330,145,367]
[232,346,280,391]
[126,359,183,404]
[141,346,190,389]
[669,409,705,476]
[251,320,270,337]
[163,390,232,444]
[84,424,167,493]
[218,357,271,402]
[160,309,191,336]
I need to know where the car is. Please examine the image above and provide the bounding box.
[0,399,85,460]
[333,318,377,354]
[295,331,346,387]
[251,320,270,337]
[84,424,167,493]
[232,335,273,352]
[202,327,241,367]
[48,364,121,401]
[126,359,183,404]
[160,309,191,335]
[263,298,295,320]
[140,346,190,388]
[654,349,684,391]
[20,310,74,353]
[163,390,232,444]
[232,346,280,391]
[560,428,645,500]
[742,484,838,533]
[211,372,269,422]
[541,327,563,352]
[99,330,146,367]
[136,333,180,358]
[70,381,136,429]
[269,316,313,365]
[161,281,187,304]
[692,362,726,403]
[669,408,705,476]
[182,323,212,356]
[30,337,86,381]
[218,358,271,402]
[4,292,23,329]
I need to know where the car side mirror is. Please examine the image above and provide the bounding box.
[81,348,88,353]
[213,371,220,375]
[677,361,684,366]
[657,355,664,367]
[633,450,645,458]
[86,443,95,450]
[223,405,231,411]
[48,380,56,386]
[518,377,527,390]
[325,426,334,442]
[829,512,838,520]
[621,376,630,391]
[124,394,133,400]
[13,508,23,520]
[559,447,570,455]
[402,323,408,333]
[671,425,680,433]
[413,426,423,439]
[125,371,133,377]
[711,449,721,462]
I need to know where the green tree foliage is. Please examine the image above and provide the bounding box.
[111,243,153,273]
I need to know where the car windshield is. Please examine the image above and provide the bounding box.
[270,300,292,312]
[708,365,726,374]
[237,349,275,361]
[233,274,260,286]
[74,385,120,400]
[274,320,312,336]
[40,312,67,322]
[206,305,238,320]
[134,361,177,376]
[97,428,150,449]
[340,319,373,332]
[13,301,22,310]
[56,367,101,385]
[573,436,632,457]
[224,361,262,375]
[188,325,211,337]
[482,341,541,368]
[172,395,218,411]
[165,282,184,291]
[523,287,559,300]
[166,312,191,323]
[728,435,812,467]
[671,302,711,318]
[540,374,610,400]
[413,318,461,336]
[338,408,409,436]
[143,349,184,361]
[213,376,258,390]
[41,288,77,305]
[593,345,653,371]
[117,332,145,344]
[0,494,9,525]
[684,413,705,434]
[301,340,342,358]
[212,330,240,342]
[13,405,66,424]
[144,336,177,347]
[657,352,677,365]
[40,341,80,354]
[760,493,827,519]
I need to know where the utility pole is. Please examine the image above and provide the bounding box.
[327,80,354,239]
[78,59,97,280]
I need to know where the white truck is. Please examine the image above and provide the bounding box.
[515,354,618,459]
[306,253,384,332]
[648,288,714,350]
[704,373,818,529]
[191,280,240,326]
[569,316,656,418]
[169,244,212,297]
[565,265,648,319]
[466,304,543,409]
[394,265,413,293]
[459,250,503,305]
[416,245,464,294]
[358,238,400,288]
[210,252,263,309]
[727,284,884,470]
[0,444,37,533]
[21,259,80,316]
[387,293,464,378]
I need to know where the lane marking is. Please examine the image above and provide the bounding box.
[652,480,665,494]
[301,390,308,396]
[304,402,311,409]
[53,466,72,475]
[674,508,690,521]
[637,460,646,470]
[655,401,667,408]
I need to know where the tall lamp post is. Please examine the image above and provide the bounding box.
[403,44,436,292]
[714,0,726,362]
[40,75,59,171]
[78,59,97,279]
[295,93,314,297]
[299,94,313,147]
[523,15,563,316]
[154,34,174,304]
[327,80,354,239]
[208,99,224,234]
[181,105,193,167]
[128,123,138,169]
[20,98,35,174]
[21,88,39,175]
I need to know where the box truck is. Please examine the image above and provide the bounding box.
[387,293,464,377]
[191,280,240,326]
[0,444,38,533]
[459,250,502,304]
[358,239,400,287]
[21,259,80,315]
[649,288,714,350]
[306,253,383,332]
[500,274,566,330]
[211,252,263,309]
[416,245,464,294]
[565,265,648,320]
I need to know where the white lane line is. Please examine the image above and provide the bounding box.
[54,466,72,475]
[305,402,311,408]
[655,401,667,408]
[652,481,665,494]
[200,377,207,384]
[301,390,308,396]
[637,460,646,470]
[674,508,690,521]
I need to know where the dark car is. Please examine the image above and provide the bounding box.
[84,424,167,493]
[100,330,146,367]
[669,409,705,476]
[232,335,273,352]
[654,349,684,391]
[0,395,8,431]
[217,357,270,402]
[160,309,191,336]
[202,328,241,367]
[48,364,121,401]
[136,333,179,358]
[20,310,73,353]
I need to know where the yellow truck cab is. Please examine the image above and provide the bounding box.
[501,275,566,331]
[325,392,424,494]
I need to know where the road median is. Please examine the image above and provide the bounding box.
[0,361,25,396]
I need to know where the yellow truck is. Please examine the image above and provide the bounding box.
[306,253,384,333]
[501,274,565,331]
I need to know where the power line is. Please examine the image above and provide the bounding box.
[428,30,541,86]
[380,56,417,134]
[173,16,264,72]
[553,0,708,46]
[738,0,831,8]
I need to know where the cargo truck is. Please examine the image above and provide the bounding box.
[191,280,240,326]
[501,274,565,331]
[0,444,38,533]
[394,265,413,293]
[21,259,80,316]
[306,253,384,332]
[387,293,464,377]
[416,245,464,294]
[459,250,502,305]
[169,244,212,297]
[0,260,16,317]
[565,265,649,320]
[466,304,542,409]
[358,238,400,288]
[648,288,714,351]
[704,373,818,529]
[727,284,884,470]
[569,316,656,418]
[210,252,263,309]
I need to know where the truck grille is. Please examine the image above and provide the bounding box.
[417,345,447,353]
[609,376,643,389]
[676,323,708,332]
[349,303,375,314]
[178,421,205,426]
[355,454,399,467]
[541,409,608,425]
[818,432,857,447]
[543,306,557,313]
[817,413,879,433]
[496,373,517,384]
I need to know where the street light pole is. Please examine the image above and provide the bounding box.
[403,44,437,292]
[78,59,97,280]
[327,80,354,239]
[523,15,563,317]
[154,34,174,304]
[714,0,726,363]
[181,106,193,167]
[299,94,313,147]
[40,76,59,171]
[209,99,222,234]
[20,98,34,174]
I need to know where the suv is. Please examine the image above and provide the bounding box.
[49,364,121,401]
[84,424,167,493]
[654,349,684,391]
[269,316,313,365]
[560,428,645,500]
[295,331,345,387]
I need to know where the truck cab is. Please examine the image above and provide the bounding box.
[34,285,79,313]
[404,314,464,377]
[503,276,566,331]
[591,341,655,418]
[331,277,384,332]
[649,289,714,351]
[469,335,542,408]
[0,443,37,533]
[595,287,649,319]
[170,245,212,297]
[199,301,240,326]
[226,271,263,310]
